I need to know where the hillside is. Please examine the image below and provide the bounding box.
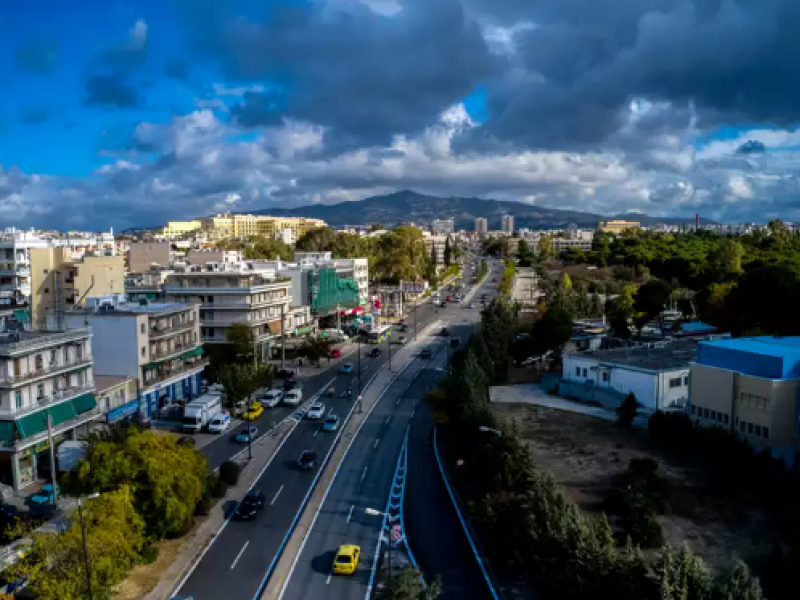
[254,190,700,229]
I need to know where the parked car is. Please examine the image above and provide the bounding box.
[368,348,382,358]
[297,450,318,471]
[329,348,342,359]
[396,336,407,345]
[261,389,284,408]
[439,327,449,337]
[333,544,361,575]
[234,490,266,520]
[243,403,264,420]
[323,414,340,432]
[208,412,231,433]
[306,402,325,420]
[468,302,475,309]
[27,484,60,506]
[283,379,303,392]
[420,348,432,359]
[277,368,298,379]
[339,362,354,374]
[235,426,258,444]
[283,390,303,406]
[399,324,409,332]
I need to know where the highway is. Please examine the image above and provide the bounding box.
[177,265,480,600]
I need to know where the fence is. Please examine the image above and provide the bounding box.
[541,373,627,409]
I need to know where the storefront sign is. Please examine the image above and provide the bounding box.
[294,326,314,335]
[107,399,141,423]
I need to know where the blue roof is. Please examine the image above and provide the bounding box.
[680,322,717,333]
[697,337,800,379]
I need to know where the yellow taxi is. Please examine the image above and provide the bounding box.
[243,403,264,420]
[333,544,361,575]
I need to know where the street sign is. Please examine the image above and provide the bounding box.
[391,524,402,542]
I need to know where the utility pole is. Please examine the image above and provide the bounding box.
[247,418,253,461]
[280,304,286,371]
[357,334,363,414]
[47,412,58,504]
[77,499,93,600]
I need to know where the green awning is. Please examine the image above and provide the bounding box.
[182,346,205,359]
[16,412,48,439]
[0,422,16,444]
[49,401,77,426]
[71,393,97,415]
[143,361,162,370]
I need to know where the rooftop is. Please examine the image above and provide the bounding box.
[571,339,700,372]
[95,375,134,394]
[0,328,91,355]
[697,336,800,379]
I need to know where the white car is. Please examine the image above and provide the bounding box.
[208,413,231,433]
[283,390,303,406]
[305,402,325,420]
[261,389,284,408]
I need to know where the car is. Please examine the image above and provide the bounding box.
[235,426,259,443]
[261,389,284,408]
[243,403,264,420]
[283,379,303,392]
[420,348,432,359]
[446,296,451,302]
[234,490,266,520]
[323,414,340,432]
[333,544,361,575]
[277,368,298,379]
[208,413,231,433]
[297,450,318,471]
[283,390,303,406]
[28,484,60,506]
[368,348,382,358]
[397,335,407,345]
[440,327,450,337]
[399,324,409,332]
[329,348,342,359]
[306,402,325,420]
[339,362,354,374]
[438,301,447,308]
[450,338,460,348]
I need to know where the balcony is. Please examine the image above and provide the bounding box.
[148,319,196,340]
[0,357,93,388]
[0,329,91,357]
[142,356,209,387]
[150,340,198,361]
[195,295,292,310]
[0,384,96,418]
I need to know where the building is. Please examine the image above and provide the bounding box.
[598,220,640,234]
[160,221,202,239]
[553,230,594,252]
[199,214,326,241]
[431,219,455,235]
[474,217,488,235]
[30,248,125,330]
[0,327,98,490]
[163,263,293,359]
[95,375,139,425]
[501,214,515,235]
[424,235,450,266]
[292,252,369,304]
[186,249,243,267]
[690,337,800,463]
[563,339,700,412]
[50,296,206,419]
[129,242,171,273]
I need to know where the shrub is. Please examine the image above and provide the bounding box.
[208,474,228,498]
[219,460,241,486]
[195,491,213,517]
[140,544,160,565]
[627,509,664,549]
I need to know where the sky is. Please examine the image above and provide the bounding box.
[3,0,800,229]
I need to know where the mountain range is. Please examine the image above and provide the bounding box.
[253,190,702,230]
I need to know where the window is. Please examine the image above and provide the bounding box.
[43,288,49,293]
[602,372,609,382]
[582,368,588,377]
[747,422,754,435]
[15,391,22,409]
[576,367,580,377]
[669,377,682,389]
[683,376,689,386]
[763,427,770,439]
[50,350,57,364]
[740,421,746,433]
[690,405,696,415]
[755,425,762,437]
[75,345,82,359]
[724,413,730,425]
[36,384,44,399]
[141,346,146,357]
[141,323,146,334]
[740,392,770,411]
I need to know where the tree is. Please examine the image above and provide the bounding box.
[220,363,268,409]
[538,235,555,260]
[531,307,573,354]
[243,236,295,261]
[299,335,334,366]
[68,429,208,539]
[443,236,453,267]
[715,560,763,600]
[709,238,744,278]
[634,279,672,335]
[517,239,535,267]
[226,322,256,363]
[616,392,639,427]
[376,566,442,600]
[9,487,145,600]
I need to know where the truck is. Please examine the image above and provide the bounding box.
[182,392,223,433]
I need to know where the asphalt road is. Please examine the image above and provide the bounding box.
[178,268,479,600]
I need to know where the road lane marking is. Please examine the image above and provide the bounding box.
[326,568,334,584]
[385,415,391,425]
[395,396,403,406]
[374,438,380,449]
[270,485,284,506]
[230,541,249,570]
[361,466,368,481]
[347,505,354,522]
[313,426,321,437]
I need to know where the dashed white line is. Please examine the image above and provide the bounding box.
[374,438,380,449]
[361,466,368,481]
[326,569,333,584]
[270,485,284,506]
[230,541,249,570]
[347,505,354,522]
[313,426,321,437]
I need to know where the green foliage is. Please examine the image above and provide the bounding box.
[219,460,241,486]
[299,335,334,365]
[67,429,207,539]
[538,235,555,260]
[477,259,489,281]
[498,260,516,296]
[207,473,228,498]
[443,235,453,267]
[531,306,573,354]
[242,236,295,261]
[516,239,536,267]
[219,362,269,408]
[140,544,160,565]
[376,566,442,600]
[616,392,640,427]
[482,236,510,257]
[226,322,256,362]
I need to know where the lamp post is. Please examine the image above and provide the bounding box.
[365,508,393,589]
[77,492,100,600]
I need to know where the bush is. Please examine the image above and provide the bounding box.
[219,461,241,486]
[195,491,213,517]
[140,544,160,565]
[208,474,228,498]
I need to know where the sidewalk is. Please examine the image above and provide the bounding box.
[144,417,299,600]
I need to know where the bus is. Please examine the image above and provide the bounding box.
[364,325,392,344]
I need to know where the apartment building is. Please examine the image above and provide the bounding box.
[424,235,450,266]
[51,296,205,419]
[474,217,488,234]
[598,220,640,234]
[288,252,369,306]
[129,242,171,273]
[690,337,800,464]
[160,221,202,239]
[198,214,326,241]
[163,263,292,360]
[431,219,455,235]
[501,214,515,235]
[30,248,125,329]
[0,327,97,490]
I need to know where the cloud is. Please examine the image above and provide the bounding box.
[15,41,59,75]
[101,18,149,71]
[84,75,139,108]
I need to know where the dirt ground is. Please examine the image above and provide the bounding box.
[491,403,772,573]
[112,532,192,600]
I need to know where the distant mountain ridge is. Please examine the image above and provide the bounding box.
[253,190,703,230]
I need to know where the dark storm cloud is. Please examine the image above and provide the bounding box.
[15,41,59,75]
[185,0,496,145]
[84,75,140,108]
[459,0,800,150]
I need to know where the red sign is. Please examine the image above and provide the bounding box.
[391,524,402,542]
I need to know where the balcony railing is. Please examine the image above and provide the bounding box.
[0,357,93,388]
[142,357,209,387]
[148,320,196,340]
[0,384,95,418]
[150,340,198,361]
[0,328,91,356]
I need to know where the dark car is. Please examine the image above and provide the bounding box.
[399,324,409,332]
[297,450,318,471]
[234,490,266,520]
[277,368,297,380]
[450,338,460,348]
[420,348,432,359]
[368,348,382,358]
[283,379,303,392]
[439,328,449,337]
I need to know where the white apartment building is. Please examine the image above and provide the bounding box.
[501,214,515,235]
[50,296,206,420]
[475,217,488,234]
[0,327,97,490]
[431,219,455,235]
[163,262,293,360]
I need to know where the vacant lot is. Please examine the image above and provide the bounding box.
[491,403,772,572]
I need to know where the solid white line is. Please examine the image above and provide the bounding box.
[230,541,249,570]
[374,438,380,449]
[270,485,284,506]
[361,466,368,481]
[347,505,354,522]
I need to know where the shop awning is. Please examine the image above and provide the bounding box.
[15,394,96,440]
[49,401,78,426]
[0,421,16,444]
[181,346,205,359]
[72,393,97,415]
[143,361,162,370]
[16,412,48,439]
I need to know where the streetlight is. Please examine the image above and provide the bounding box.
[365,508,394,590]
[77,492,100,600]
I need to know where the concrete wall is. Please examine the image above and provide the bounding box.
[129,243,170,273]
[62,313,141,380]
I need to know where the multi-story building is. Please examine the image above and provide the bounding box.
[0,230,50,309]
[50,296,206,419]
[0,327,98,489]
[186,249,243,267]
[30,248,125,330]
[129,242,171,273]
[474,217,488,234]
[424,235,450,266]
[292,252,369,304]
[95,375,139,425]
[501,214,515,235]
[160,221,202,239]
[163,263,293,359]
[598,220,640,234]
[689,337,800,464]
[431,219,455,235]
[198,214,326,241]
